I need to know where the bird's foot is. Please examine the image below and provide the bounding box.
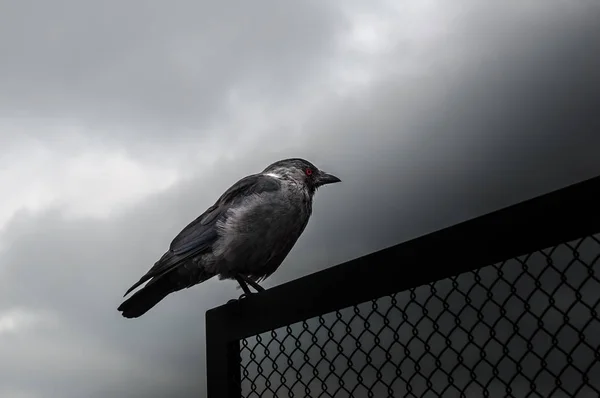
[227,293,255,303]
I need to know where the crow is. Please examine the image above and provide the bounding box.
[117,158,340,318]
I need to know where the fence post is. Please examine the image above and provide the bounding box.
[206,309,241,398]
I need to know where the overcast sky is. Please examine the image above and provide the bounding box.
[1,1,599,397]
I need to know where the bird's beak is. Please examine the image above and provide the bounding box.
[317,171,341,186]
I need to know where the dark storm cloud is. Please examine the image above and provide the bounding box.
[0,185,225,398]
[0,0,343,142]
[1,2,600,398]
[284,5,600,278]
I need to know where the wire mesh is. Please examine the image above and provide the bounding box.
[239,234,600,397]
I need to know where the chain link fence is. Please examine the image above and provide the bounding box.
[239,235,600,397]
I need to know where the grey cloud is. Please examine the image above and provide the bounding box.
[278,13,600,281]
[0,0,343,142]
[1,197,219,397]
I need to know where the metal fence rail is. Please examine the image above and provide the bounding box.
[206,176,600,398]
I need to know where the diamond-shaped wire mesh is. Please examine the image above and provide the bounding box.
[239,234,600,397]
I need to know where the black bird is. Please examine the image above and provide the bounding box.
[117,158,341,318]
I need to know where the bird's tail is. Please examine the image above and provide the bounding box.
[117,276,174,318]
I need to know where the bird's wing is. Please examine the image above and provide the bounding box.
[169,173,280,255]
[123,173,281,296]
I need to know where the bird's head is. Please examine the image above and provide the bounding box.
[263,158,341,194]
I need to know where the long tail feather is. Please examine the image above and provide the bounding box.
[118,277,174,318]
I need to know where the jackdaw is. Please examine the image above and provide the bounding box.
[117,158,341,318]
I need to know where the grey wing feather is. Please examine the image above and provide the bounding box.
[123,174,280,296]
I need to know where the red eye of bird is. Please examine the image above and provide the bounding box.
[305,168,313,176]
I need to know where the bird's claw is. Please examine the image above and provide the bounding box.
[227,293,253,303]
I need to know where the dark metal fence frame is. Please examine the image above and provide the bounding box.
[206,175,600,398]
